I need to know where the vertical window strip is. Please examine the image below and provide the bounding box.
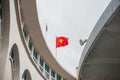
[10,48,15,64]
[57,74,61,80]
[23,27,27,39]
[45,64,50,79]
[0,0,2,38]
[22,72,27,80]
[45,64,49,72]
[0,0,2,20]
[51,70,55,80]
[39,57,44,72]
[11,49,14,60]
[28,40,32,52]
[33,49,38,63]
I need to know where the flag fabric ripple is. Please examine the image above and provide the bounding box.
[56,36,69,48]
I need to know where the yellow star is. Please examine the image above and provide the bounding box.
[59,39,63,43]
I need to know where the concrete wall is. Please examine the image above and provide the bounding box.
[78,0,120,80]
[2,0,45,80]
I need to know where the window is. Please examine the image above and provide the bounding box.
[22,72,27,80]
[57,74,61,80]
[10,48,15,64]
[22,70,32,80]
[33,49,38,63]
[23,27,27,39]
[51,70,55,80]
[0,0,1,38]
[39,57,44,72]
[28,40,32,52]
[0,4,1,19]
[45,64,50,79]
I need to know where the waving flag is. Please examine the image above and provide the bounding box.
[56,36,69,48]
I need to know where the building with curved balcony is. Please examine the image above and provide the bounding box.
[0,0,76,80]
[78,0,120,80]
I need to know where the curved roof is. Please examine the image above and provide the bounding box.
[17,0,75,80]
[78,0,120,80]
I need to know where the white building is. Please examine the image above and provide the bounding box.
[78,0,120,80]
[0,0,76,80]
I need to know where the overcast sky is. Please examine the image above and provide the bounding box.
[36,0,111,77]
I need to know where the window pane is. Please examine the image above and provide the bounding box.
[23,27,27,39]
[57,75,61,80]
[39,57,44,72]
[33,50,38,60]
[39,66,43,72]
[45,64,49,72]
[0,0,2,19]
[11,49,14,59]
[45,64,50,79]
[22,72,27,80]
[51,70,55,78]
[40,57,44,67]
[45,71,49,79]
[10,49,15,64]
[28,40,32,51]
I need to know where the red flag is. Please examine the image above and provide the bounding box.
[56,36,69,48]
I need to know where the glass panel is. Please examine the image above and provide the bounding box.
[39,65,43,72]
[11,49,14,60]
[33,50,38,63]
[57,75,61,80]
[0,0,1,38]
[51,77,55,80]
[39,57,44,72]
[10,49,15,64]
[28,40,32,52]
[0,0,2,20]
[51,70,55,80]
[45,64,49,72]
[45,71,49,79]
[51,70,55,78]
[40,58,43,66]
[22,72,27,80]
[45,64,50,79]
[23,27,27,39]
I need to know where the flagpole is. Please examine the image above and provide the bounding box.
[45,23,47,42]
[55,35,57,59]
[45,29,47,41]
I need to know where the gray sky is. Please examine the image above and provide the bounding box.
[36,0,111,77]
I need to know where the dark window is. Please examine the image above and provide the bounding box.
[28,40,32,52]
[11,49,14,60]
[10,49,15,64]
[40,57,44,67]
[33,50,38,63]
[45,64,49,72]
[39,57,44,72]
[51,70,55,78]
[45,64,50,79]
[57,75,61,80]
[23,27,27,39]
[0,0,2,19]
[22,72,27,80]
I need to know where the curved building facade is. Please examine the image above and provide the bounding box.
[0,0,76,80]
[78,0,120,80]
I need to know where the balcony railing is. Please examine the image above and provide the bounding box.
[51,76,55,80]
[39,65,43,72]
[45,71,50,79]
